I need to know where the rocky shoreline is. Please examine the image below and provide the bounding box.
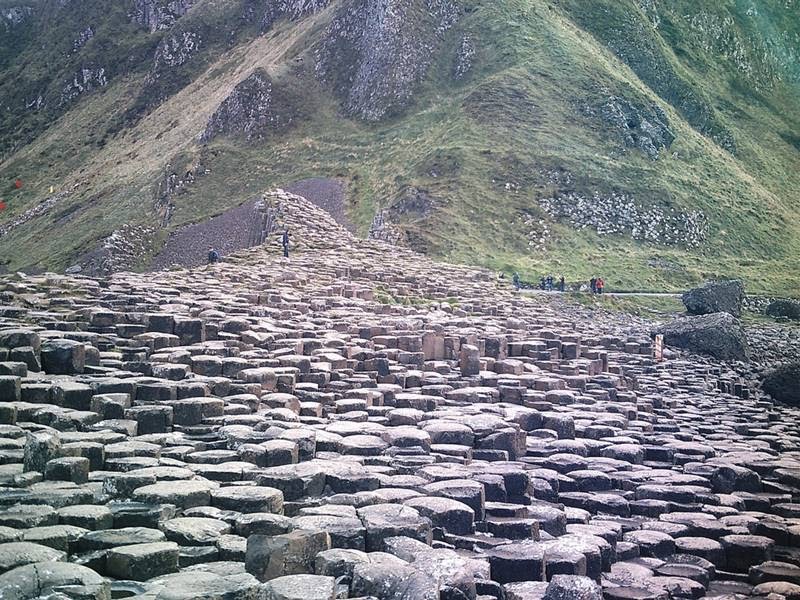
[0,192,798,600]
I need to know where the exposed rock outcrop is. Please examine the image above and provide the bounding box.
[682,279,745,317]
[0,190,72,239]
[453,34,475,80]
[654,312,749,362]
[0,5,33,30]
[59,66,108,107]
[131,26,204,112]
[315,0,460,120]
[152,29,201,71]
[71,26,95,52]
[369,210,405,245]
[130,0,195,32]
[201,69,297,142]
[77,224,158,276]
[583,95,675,160]
[257,0,332,32]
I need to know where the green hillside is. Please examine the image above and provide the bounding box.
[0,0,798,295]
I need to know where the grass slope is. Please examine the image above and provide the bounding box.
[0,0,798,296]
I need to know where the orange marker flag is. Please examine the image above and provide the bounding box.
[14,179,22,189]
[0,201,6,211]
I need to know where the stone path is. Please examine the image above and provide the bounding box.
[0,190,798,600]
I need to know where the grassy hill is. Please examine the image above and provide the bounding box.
[0,0,798,295]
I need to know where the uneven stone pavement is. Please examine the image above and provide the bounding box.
[0,190,798,600]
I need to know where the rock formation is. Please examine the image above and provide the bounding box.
[201,69,297,143]
[766,299,800,321]
[0,5,32,31]
[762,362,800,406]
[584,94,676,160]
[654,312,749,362]
[0,191,797,599]
[130,0,195,32]
[315,0,460,120]
[682,280,745,317]
[257,0,332,32]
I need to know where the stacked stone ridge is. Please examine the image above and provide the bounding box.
[0,190,798,600]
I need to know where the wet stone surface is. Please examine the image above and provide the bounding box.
[0,191,797,599]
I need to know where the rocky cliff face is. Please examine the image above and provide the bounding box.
[583,94,675,160]
[315,0,460,120]
[129,21,207,116]
[257,0,332,31]
[59,66,108,107]
[0,4,33,30]
[201,69,297,142]
[130,0,195,32]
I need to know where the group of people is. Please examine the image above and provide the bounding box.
[590,277,606,294]
[539,274,566,292]
[509,272,608,295]
[511,272,565,292]
[207,228,291,264]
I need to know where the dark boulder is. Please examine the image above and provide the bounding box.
[765,299,800,320]
[762,362,800,405]
[682,280,744,317]
[654,313,748,362]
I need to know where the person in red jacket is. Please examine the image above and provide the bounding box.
[596,277,605,294]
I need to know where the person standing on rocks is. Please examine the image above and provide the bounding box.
[597,277,605,295]
[281,229,290,258]
[559,276,565,292]
[207,247,220,264]
[590,277,597,294]
[512,272,521,291]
